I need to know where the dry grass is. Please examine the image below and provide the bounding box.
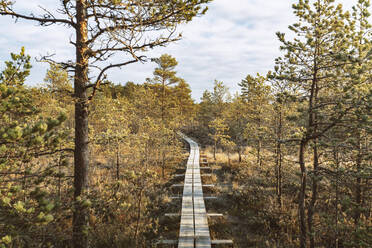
[199,146,372,248]
[201,146,256,165]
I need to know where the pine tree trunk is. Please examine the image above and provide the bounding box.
[162,151,165,178]
[213,140,216,161]
[354,133,362,225]
[73,1,90,247]
[308,140,319,248]
[257,139,261,166]
[334,146,340,248]
[276,109,283,208]
[22,163,27,201]
[134,189,143,246]
[276,140,283,208]
[161,78,165,124]
[161,79,166,178]
[299,140,307,248]
[238,146,242,163]
[116,144,120,180]
[308,57,320,247]
[58,152,62,200]
[278,145,282,208]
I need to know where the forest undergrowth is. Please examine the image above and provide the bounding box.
[198,147,371,248]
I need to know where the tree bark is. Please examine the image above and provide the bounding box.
[161,79,166,178]
[58,151,62,200]
[73,1,90,247]
[238,146,242,163]
[334,146,340,248]
[257,139,261,166]
[299,22,318,246]
[116,144,120,180]
[308,139,319,248]
[134,188,143,246]
[308,50,320,247]
[213,139,216,161]
[354,132,362,225]
[299,140,307,248]
[162,151,165,178]
[276,108,283,208]
[275,140,283,208]
[278,145,282,208]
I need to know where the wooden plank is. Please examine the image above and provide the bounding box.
[157,240,178,245]
[192,142,211,248]
[207,213,223,217]
[177,136,212,248]
[165,213,181,217]
[178,137,195,248]
[172,184,213,188]
[171,184,185,187]
[202,184,215,187]
[171,196,217,200]
[204,196,218,200]
[211,240,233,245]
[166,134,230,247]
[174,174,185,177]
[166,213,223,217]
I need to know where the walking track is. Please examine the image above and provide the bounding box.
[178,136,211,248]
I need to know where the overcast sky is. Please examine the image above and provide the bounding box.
[0,0,357,101]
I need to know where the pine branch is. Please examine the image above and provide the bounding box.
[0,7,76,27]
[88,57,145,101]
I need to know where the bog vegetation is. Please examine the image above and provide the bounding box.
[0,0,371,248]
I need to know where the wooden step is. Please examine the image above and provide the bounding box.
[211,240,234,245]
[170,195,217,200]
[165,213,222,217]
[156,239,233,246]
[171,184,215,188]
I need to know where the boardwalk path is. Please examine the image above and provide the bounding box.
[179,136,211,248]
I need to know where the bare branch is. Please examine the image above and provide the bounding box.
[88,57,145,101]
[0,6,76,27]
[36,54,76,72]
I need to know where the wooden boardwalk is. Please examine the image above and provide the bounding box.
[179,136,211,248]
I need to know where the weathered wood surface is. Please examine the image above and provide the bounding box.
[158,239,233,245]
[211,240,233,245]
[178,136,211,248]
[178,140,194,248]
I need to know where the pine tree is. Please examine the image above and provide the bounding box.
[149,54,182,126]
[90,90,130,180]
[344,0,372,228]
[273,1,360,246]
[209,118,230,160]
[0,48,68,247]
[147,54,185,177]
[270,79,299,208]
[195,80,229,145]
[223,94,248,163]
[197,90,215,141]
[172,79,196,126]
[211,80,229,118]
[239,74,272,167]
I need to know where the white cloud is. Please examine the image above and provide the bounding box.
[0,0,364,100]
